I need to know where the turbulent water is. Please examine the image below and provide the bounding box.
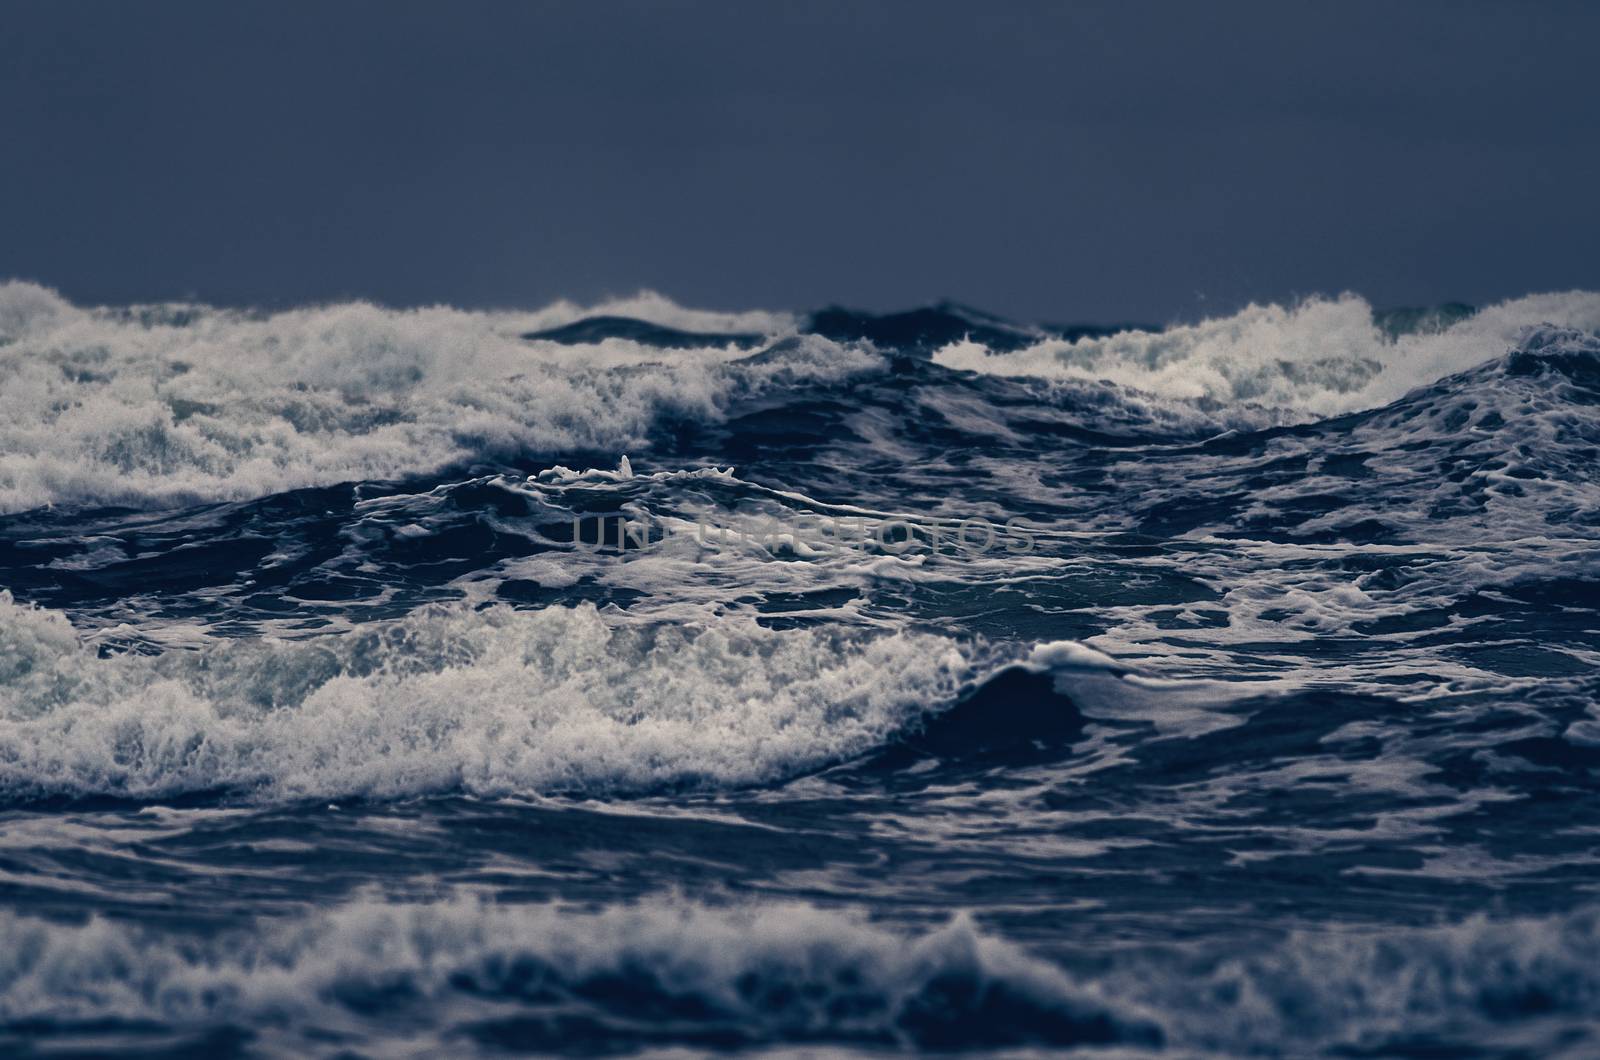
[2,281,1599,1057]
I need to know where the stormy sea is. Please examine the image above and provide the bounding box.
[1,280,1599,1058]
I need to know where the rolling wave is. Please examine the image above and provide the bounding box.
[5,281,1599,515]
[3,893,1595,1057]
[935,289,1600,417]
[0,592,1003,801]
[0,896,1160,1055]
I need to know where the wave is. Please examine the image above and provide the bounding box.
[0,282,827,514]
[4,892,1596,1056]
[0,591,1006,802]
[1091,325,1600,550]
[805,300,1058,354]
[0,896,1160,1055]
[1117,905,1600,1056]
[935,289,1600,419]
[0,577,1183,803]
[4,281,1598,515]
[520,314,767,350]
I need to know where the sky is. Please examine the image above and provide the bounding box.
[3,0,1598,324]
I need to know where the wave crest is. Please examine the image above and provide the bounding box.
[5,891,1597,1056]
[0,896,1159,1053]
[934,290,1600,419]
[0,592,981,802]
[5,283,1599,513]
[0,282,830,514]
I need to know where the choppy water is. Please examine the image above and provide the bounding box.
[2,281,1599,1056]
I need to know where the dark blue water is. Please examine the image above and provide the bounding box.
[2,283,1599,1056]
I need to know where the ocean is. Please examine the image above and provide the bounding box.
[1,280,1599,1056]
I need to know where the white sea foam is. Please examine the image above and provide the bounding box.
[0,282,832,514]
[5,282,1598,514]
[934,290,1600,420]
[0,888,1592,1056]
[0,591,983,801]
[0,895,1157,1051]
[1110,905,1600,1054]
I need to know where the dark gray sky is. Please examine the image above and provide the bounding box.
[4,0,1598,323]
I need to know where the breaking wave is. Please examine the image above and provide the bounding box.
[934,289,1600,418]
[5,281,1600,514]
[0,896,1159,1054]
[0,592,994,802]
[0,282,828,514]
[5,893,1597,1057]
